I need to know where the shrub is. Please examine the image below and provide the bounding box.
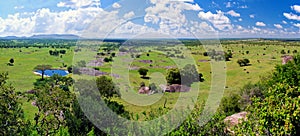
[138,68,149,77]
[237,58,250,67]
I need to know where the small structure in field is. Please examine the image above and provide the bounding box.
[164,84,190,92]
[138,86,150,94]
[281,55,293,64]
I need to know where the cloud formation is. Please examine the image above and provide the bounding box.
[0,0,299,38]
[226,10,240,17]
[112,2,121,9]
[256,22,266,27]
[57,0,100,9]
[291,5,300,13]
[198,10,232,30]
[274,24,283,29]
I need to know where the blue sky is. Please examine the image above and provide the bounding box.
[0,0,300,38]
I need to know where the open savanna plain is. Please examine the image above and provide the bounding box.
[1,39,300,121]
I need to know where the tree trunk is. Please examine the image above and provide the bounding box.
[42,71,44,80]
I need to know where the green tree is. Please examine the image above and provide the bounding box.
[9,58,14,65]
[237,59,250,67]
[96,76,120,99]
[111,52,116,57]
[0,72,30,135]
[181,64,199,86]
[29,81,73,135]
[138,68,149,78]
[166,68,181,84]
[34,64,52,80]
[224,52,232,61]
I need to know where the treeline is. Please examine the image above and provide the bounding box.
[0,39,77,48]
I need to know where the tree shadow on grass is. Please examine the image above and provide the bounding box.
[141,76,151,80]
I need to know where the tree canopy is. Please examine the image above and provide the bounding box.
[0,73,30,135]
[34,64,52,80]
[138,68,149,78]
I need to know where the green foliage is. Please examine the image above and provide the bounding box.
[67,66,72,73]
[237,58,250,67]
[9,58,14,64]
[86,127,95,136]
[167,102,227,135]
[76,60,86,67]
[199,73,205,82]
[30,84,73,135]
[166,64,201,86]
[34,64,52,80]
[181,64,199,86]
[55,127,70,136]
[111,52,116,57]
[224,51,232,61]
[104,57,113,62]
[166,68,181,84]
[138,68,149,77]
[96,76,120,98]
[0,72,30,135]
[219,93,241,116]
[239,83,264,110]
[235,54,300,135]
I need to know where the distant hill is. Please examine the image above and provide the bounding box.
[0,36,26,40]
[30,34,80,39]
[0,34,80,40]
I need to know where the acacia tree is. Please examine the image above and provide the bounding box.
[34,64,52,80]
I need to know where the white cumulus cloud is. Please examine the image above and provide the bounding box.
[112,2,121,9]
[283,12,300,21]
[249,14,255,18]
[274,24,283,29]
[282,20,288,24]
[57,0,100,9]
[293,23,300,28]
[256,22,266,27]
[226,10,240,17]
[198,10,232,31]
[291,5,300,13]
[123,11,135,19]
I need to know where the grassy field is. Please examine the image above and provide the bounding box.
[0,47,74,120]
[1,40,300,121]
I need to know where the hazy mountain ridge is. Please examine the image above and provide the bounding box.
[0,34,80,40]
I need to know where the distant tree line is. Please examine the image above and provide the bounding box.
[0,39,76,48]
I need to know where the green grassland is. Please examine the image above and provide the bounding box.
[1,39,300,121]
[0,47,74,120]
